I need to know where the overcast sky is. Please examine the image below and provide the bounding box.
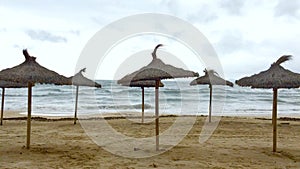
[1,0,299,80]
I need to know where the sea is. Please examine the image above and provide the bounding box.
[2,80,300,118]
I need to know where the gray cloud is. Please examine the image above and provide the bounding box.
[69,30,80,36]
[13,44,21,48]
[25,30,67,43]
[187,7,219,23]
[0,28,7,32]
[214,30,255,54]
[162,0,219,23]
[274,0,300,17]
[164,0,180,15]
[220,0,245,15]
[260,37,300,62]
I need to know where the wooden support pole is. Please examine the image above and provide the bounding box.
[272,88,278,152]
[74,86,79,125]
[1,88,5,125]
[155,80,159,151]
[141,87,144,123]
[209,84,212,123]
[26,83,32,149]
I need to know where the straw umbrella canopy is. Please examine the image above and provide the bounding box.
[118,80,164,123]
[118,44,199,151]
[190,69,233,122]
[0,80,28,125]
[236,55,300,152]
[69,68,101,124]
[0,49,70,149]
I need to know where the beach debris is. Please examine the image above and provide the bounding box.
[149,163,158,168]
[133,147,140,151]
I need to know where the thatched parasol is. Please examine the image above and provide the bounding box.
[0,49,70,149]
[0,80,28,125]
[236,55,300,152]
[118,44,199,151]
[69,68,101,124]
[190,69,233,122]
[118,80,164,123]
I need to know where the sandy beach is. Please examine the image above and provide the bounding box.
[0,111,299,169]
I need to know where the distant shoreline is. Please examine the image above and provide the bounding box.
[2,111,300,122]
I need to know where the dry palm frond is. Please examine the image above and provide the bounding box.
[204,69,219,76]
[22,49,30,60]
[236,54,300,89]
[119,80,164,88]
[0,80,28,88]
[22,49,36,61]
[274,55,292,65]
[0,49,70,85]
[79,68,86,73]
[70,68,101,88]
[191,69,233,87]
[152,44,163,59]
[118,44,199,83]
